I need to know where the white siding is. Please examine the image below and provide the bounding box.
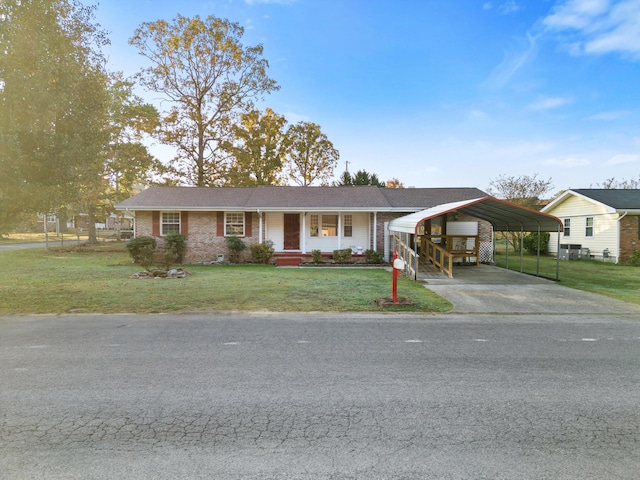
[265,212,284,251]
[305,212,370,253]
[546,195,619,259]
[264,211,370,253]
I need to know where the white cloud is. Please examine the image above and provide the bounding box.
[528,95,573,111]
[543,0,610,29]
[543,0,640,59]
[544,156,591,167]
[484,32,538,88]
[586,110,631,120]
[483,3,494,10]
[604,153,640,165]
[468,109,488,119]
[498,1,521,15]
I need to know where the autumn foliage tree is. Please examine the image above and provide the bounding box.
[286,122,339,186]
[0,0,110,235]
[129,15,279,187]
[223,108,288,186]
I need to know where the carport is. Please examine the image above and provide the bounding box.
[388,196,564,280]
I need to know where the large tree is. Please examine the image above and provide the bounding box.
[223,108,287,186]
[286,122,339,186]
[0,0,109,235]
[487,173,554,252]
[105,74,159,204]
[129,15,279,187]
[487,173,553,210]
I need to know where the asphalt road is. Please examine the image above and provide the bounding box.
[1,312,639,479]
[0,239,83,251]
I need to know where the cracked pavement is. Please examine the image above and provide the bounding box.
[1,313,640,479]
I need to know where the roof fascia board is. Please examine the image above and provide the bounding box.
[115,206,387,213]
[543,190,616,213]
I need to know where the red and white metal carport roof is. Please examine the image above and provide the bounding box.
[388,196,563,234]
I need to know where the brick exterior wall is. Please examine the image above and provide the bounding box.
[619,214,640,265]
[135,211,260,263]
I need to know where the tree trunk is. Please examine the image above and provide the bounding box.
[87,206,98,244]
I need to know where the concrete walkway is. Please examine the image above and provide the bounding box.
[420,263,640,315]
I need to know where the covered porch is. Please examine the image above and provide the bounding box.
[388,196,564,280]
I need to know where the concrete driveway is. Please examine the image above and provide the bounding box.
[421,264,640,315]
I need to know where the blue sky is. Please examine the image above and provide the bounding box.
[95,0,640,193]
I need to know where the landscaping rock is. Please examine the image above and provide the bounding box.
[131,268,190,279]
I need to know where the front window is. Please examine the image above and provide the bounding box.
[322,215,338,236]
[310,214,319,237]
[343,214,353,237]
[162,212,180,235]
[225,212,245,236]
[585,217,594,237]
[563,218,571,237]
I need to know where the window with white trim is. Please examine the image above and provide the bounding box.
[225,212,245,236]
[585,217,594,237]
[563,218,571,237]
[161,212,180,235]
[322,215,338,236]
[310,214,319,237]
[343,214,353,237]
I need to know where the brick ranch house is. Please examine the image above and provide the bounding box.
[115,185,500,265]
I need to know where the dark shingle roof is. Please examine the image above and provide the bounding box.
[116,185,490,211]
[381,187,487,208]
[246,186,391,209]
[572,189,640,210]
[116,186,255,209]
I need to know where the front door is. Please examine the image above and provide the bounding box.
[283,214,300,250]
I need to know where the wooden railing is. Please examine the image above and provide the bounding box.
[425,239,453,278]
[393,234,417,279]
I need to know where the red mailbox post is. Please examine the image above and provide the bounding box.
[391,249,405,304]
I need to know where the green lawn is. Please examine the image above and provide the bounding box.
[494,251,640,305]
[0,245,451,314]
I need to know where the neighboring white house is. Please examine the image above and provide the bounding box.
[542,189,640,264]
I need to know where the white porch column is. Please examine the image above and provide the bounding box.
[338,214,342,249]
[383,221,389,262]
[301,212,306,253]
[258,211,263,243]
[373,212,378,251]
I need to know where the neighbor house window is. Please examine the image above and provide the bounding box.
[585,217,594,237]
[310,214,319,237]
[225,212,245,236]
[563,218,571,237]
[161,212,180,235]
[322,215,338,236]
[343,214,353,237]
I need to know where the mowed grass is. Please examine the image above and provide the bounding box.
[0,245,451,314]
[494,251,640,305]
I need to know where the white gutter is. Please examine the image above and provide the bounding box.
[257,208,262,244]
[616,211,629,264]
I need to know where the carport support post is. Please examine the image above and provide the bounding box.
[505,227,509,270]
[536,225,541,277]
[555,225,561,280]
[520,226,524,273]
